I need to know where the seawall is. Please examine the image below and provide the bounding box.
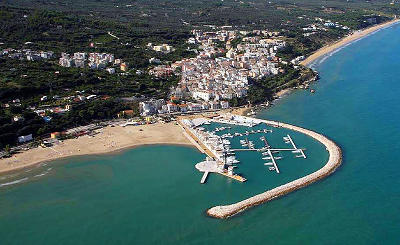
[206,119,342,219]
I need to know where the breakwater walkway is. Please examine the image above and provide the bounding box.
[207,119,342,219]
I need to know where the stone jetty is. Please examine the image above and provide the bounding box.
[206,119,342,219]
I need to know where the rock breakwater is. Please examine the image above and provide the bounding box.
[207,119,342,219]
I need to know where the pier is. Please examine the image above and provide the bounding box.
[200,171,209,184]
[265,149,280,173]
[230,148,306,152]
[285,134,307,158]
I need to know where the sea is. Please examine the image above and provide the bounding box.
[1,23,400,244]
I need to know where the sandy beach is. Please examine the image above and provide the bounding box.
[301,18,400,66]
[0,122,191,175]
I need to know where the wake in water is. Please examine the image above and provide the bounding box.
[0,177,29,187]
[0,168,53,187]
[34,168,52,178]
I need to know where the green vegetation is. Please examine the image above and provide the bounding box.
[0,99,129,149]
[247,65,317,104]
[0,0,399,149]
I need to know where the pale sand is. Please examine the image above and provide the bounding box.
[0,122,191,175]
[301,19,400,66]
[275,88,292,98]
[228,107,250,116]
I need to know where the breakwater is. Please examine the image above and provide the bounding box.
[207,119,342,219]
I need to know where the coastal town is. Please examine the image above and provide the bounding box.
[0,15,391,165]
[150,29,288,102]
[0,26,302,158]
[1,1,400,243]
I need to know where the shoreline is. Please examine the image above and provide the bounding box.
[0,122,192,176]
[206,118,342,218]
[301,18,400,66]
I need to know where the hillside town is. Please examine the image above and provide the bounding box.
[59,52,127,72]
[150,28,287,104]
[1,48,54,61]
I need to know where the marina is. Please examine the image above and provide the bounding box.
[206,117,342,218]
[180,114,308,183]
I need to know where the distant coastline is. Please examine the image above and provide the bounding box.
[301,18,400,67]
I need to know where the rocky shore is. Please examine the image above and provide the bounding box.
[207,119,342,219]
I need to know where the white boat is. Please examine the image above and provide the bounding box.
[264,162,274,166]
[204,121,211,125]
[271,151,280,154]
[296,155,304,158]
[292,150,301,153]
[262,157,271,160]
[262,152,270,156]
[240,140,246,144]
[275,156,283,160]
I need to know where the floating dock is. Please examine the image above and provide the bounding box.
[265,149,280,173]
[201,171,209,184]
[286,134,307,159]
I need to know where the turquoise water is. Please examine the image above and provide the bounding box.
[2,23,400,244]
